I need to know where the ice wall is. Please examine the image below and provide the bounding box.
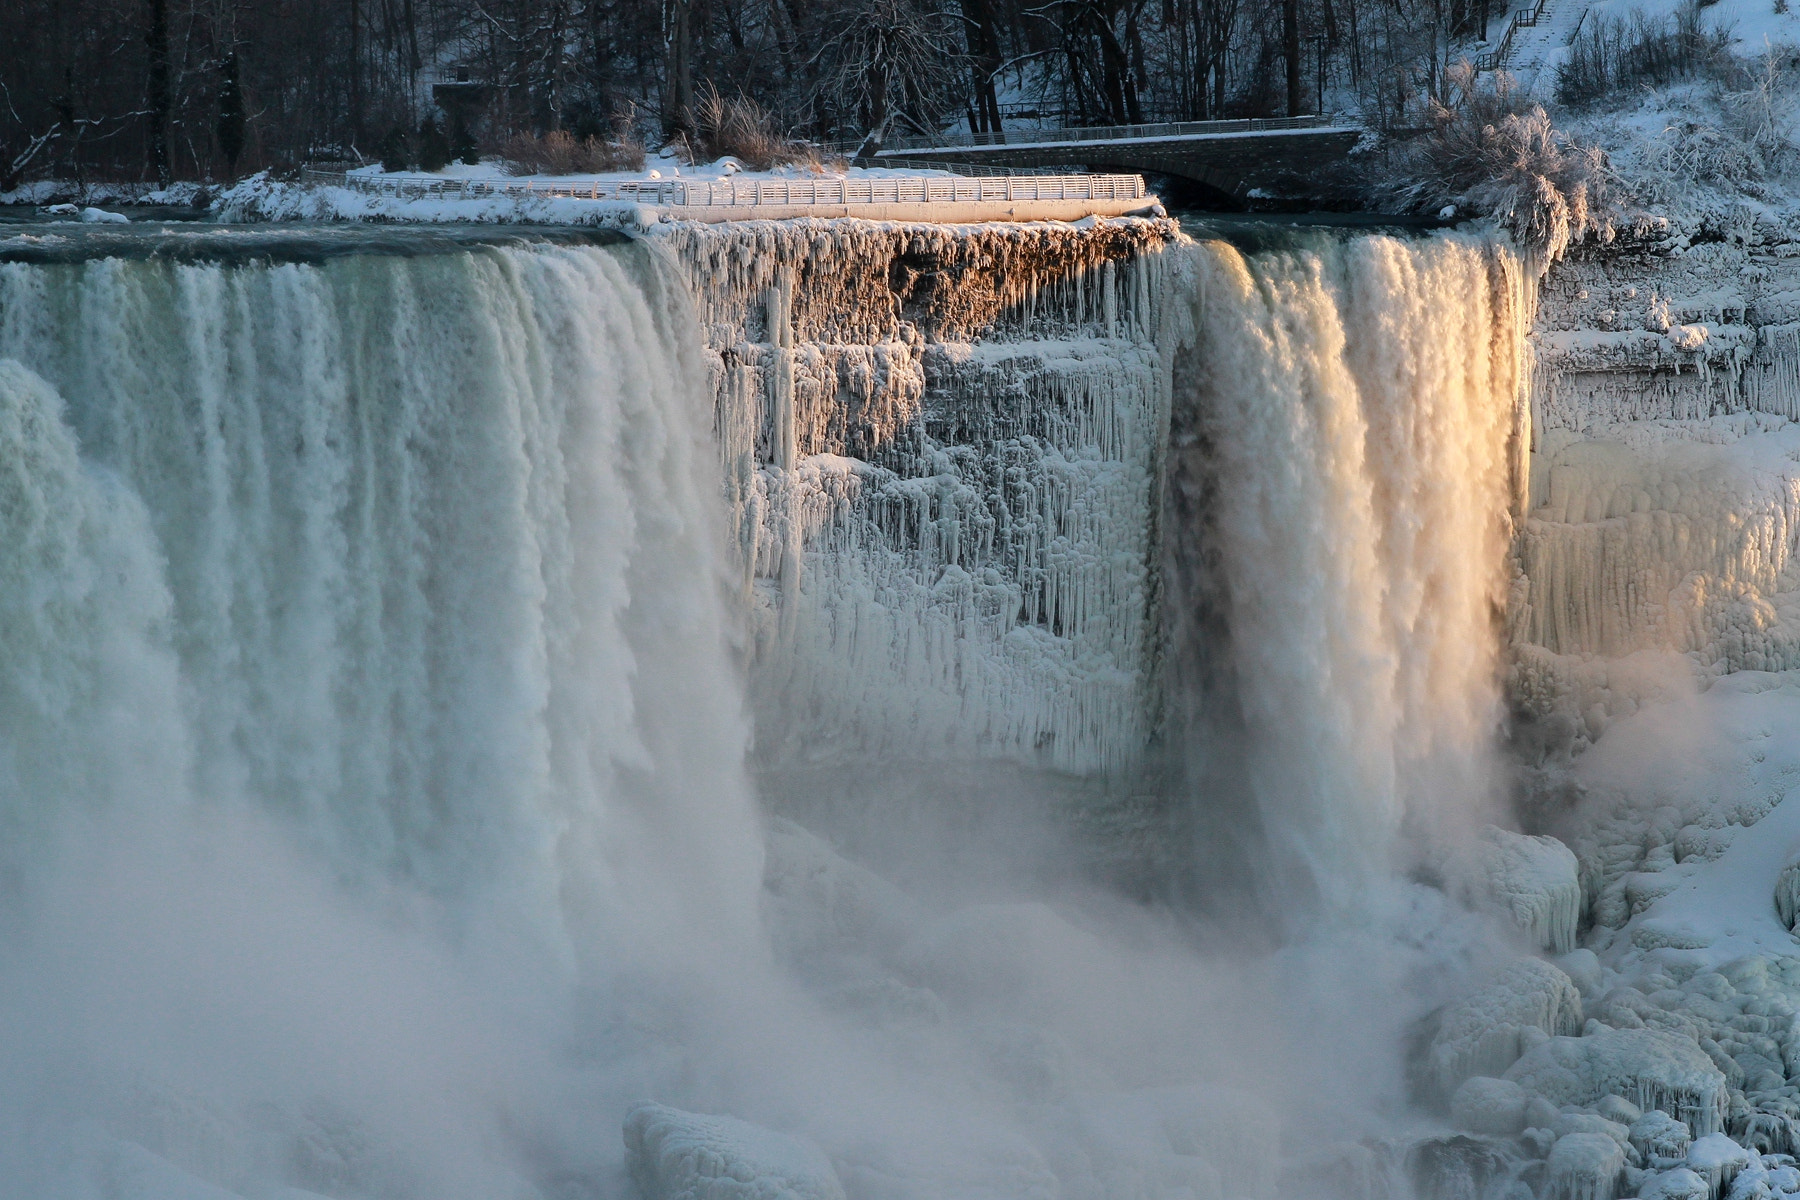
[1164,233,1532,913]
[662,218,1182,777]
[1514,226,1800,718]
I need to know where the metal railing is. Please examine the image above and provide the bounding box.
[1476,0,1553,70]
[861,113,1343,154]
[301,169,1148,207]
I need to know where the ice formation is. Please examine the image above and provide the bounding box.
[663,218,1181,776]
[1504,1029,1731,1137]
[1545,1130,1628,1200]
[1429,958,1586,1093]
[1457,827,1585,953]
[623,1103,847,1200]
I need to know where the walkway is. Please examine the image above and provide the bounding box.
[301,169,1157,223]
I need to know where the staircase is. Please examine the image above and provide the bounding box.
[1474,0,1591,99]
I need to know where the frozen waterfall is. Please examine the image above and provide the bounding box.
[1164,232,1532,917]
[0,221,1548,1200]
[0,237,770,1196]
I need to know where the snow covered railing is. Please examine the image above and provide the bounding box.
[1476,0,1552,70]
[301,168,1147,208]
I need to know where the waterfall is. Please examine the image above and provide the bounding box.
[0,223,1543,1200]
[1165,232,1532,918]
[0,240,769,1196]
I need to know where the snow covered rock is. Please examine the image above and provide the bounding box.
[79,206,129,223]
[1687,1134,1754,1199]
[1451,1076,1532,1135]
[1641,1167,1712,1200]
[623,1102,846,1200]
[1553,1111,1632,1150]
[1429,958,1585,1092]
[1503,1029,1730,1137]
[1633,1111,1696,1169]
[1459,827,1583,953]
[1546,1131,1627,1200]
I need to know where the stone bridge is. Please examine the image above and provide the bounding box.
[870,116,1363,203]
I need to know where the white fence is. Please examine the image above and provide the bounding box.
[300,169,1148,208]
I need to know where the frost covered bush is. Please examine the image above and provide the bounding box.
[683,85,824,171]
[497,128,645,175]
[1392,65,1618,263]
[1608,51,1800,205]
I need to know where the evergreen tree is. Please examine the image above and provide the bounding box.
[216,55,245,170]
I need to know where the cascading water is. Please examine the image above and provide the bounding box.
[0,221,1545,1200]
[0,235,775,1197]
[1164,232,1531,921]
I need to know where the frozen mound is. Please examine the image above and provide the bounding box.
[1451,1076,1532,1136]
[1687,1133,1754,1199]
[1460,827,1583,953]
[1429,958,1585,1093]
[1503,1029,1730,1137]
[623,1102,846,1200]
[1641,1167,1711,1200]
[1632,1110,1695,1168]
[1546,1131,1627,1200]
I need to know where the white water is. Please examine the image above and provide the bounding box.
[0,241,773,1196]
[1167,233,1530,918]
[0,227,1536,1200]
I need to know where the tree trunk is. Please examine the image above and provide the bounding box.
[1283,0,1302,115]
[664,0,694,137]
[350,0,364,148]
[145,0,171,185]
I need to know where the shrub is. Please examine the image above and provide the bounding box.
[685,83,819,170]
[1391,63,1618,263]
[496,128,645,175]
[377,124,411,172]
[415,117,451,172]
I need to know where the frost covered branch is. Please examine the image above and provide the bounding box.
[1390,64,1619,265]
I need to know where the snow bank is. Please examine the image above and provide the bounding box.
[623,1103,846,1200]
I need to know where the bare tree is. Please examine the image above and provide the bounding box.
[814,0,968,144]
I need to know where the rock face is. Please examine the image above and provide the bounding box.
[623,1102,847,1200]
[1514,228,1800,724]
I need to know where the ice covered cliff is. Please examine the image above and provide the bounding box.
[662,217,1182,778]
